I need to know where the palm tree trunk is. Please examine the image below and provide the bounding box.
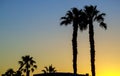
[18,63,25,71]
[89,20,95,76]
[72,22,78,75]
[27,70,30,76]
[26,63,29,76]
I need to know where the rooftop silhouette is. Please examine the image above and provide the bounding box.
[33,72,89,76]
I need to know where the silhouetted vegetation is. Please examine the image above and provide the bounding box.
[2,4,107,76]
[18,55,37,76]
[2,68,23,76]
[2,55,37,76]
[2,68,16,76]
[81,5,107,76]
[42,64,56,74]
[60,7,87,75]
[60,5,107,76]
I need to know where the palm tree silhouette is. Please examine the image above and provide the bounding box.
[18,55,37,76]
[42,64,56,73]
[82,5,107,76]
[60,7,87,74]
[2,68,15,76]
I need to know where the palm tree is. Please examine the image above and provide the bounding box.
[2,68,15,76]
[42,64,56,73]
[82,5,107,76]
[18,55,37,76]
[60,7,86,75]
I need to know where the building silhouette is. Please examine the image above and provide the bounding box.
[33,72,89,76]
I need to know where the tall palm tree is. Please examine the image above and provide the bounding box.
[60,7,87,74]
[82,5,107,76]
[18,55,37,76]
[42,64,56,73]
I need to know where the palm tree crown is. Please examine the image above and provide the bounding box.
[83,5,107,29]
[60,8,84,27]
[18,55,37,76]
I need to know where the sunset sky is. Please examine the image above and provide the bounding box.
[0,0,120,76]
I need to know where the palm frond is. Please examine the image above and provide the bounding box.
[72,7,79,16]
[44,67,49,72]
[33,65,37,69]
[30,60,36,65]
[42,70,47,73]
[18,61,24,65]
[100,22,107,30]
[23,69,26,73]
[60,11,73,26]
[66,11,73,19]
[60,19,71,26]
[61,17,67,19]
[29,56,33,61]
[95,13,106,22]
[93,6,100,17]
[31,68,34,72]
[22,56,25,61]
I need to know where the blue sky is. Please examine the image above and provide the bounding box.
[0,0,120,76]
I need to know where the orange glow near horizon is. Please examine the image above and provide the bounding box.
[97,68,120,76]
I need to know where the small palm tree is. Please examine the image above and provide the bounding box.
[60,7,86,75]
[2,68,15,76]
[42,64,56,73]
[82,5,107,76]
[18,55,37,76]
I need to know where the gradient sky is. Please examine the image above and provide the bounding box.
[0,0,120,76]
